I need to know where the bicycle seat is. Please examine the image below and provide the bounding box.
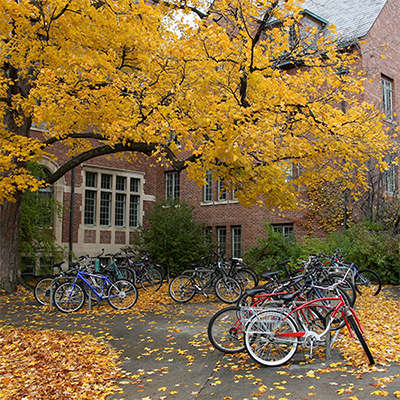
[53,261,64,268]
[277,260,290,266]
[260,270,283,280]
[245,287,269,297]
[279,290,301,302]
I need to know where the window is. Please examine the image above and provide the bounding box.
[204,227,213,245]
[84,170,142,228]
[165,172,180,200]
[101,174,112,190]
[84,190,96,225]
[217,227,227,255]
[99,192,111,226]
[115,193,126,227]
[283,162,300,183]
[273,224,294,238]
[116,176,126,191]
[204,170,213,202]
[382,76,394,120]
[129,195,139,228]
[130,177,140,193]
[385,164,396,194]
[100,174,112,226]
[129,178,140,228]
[232,227,242,258]
[218,179,227,201]
[232,187,239,201]
[86,171,97,188]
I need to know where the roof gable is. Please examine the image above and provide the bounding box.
[303,0,388,42]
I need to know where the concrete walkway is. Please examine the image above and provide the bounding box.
[1,287,400,400]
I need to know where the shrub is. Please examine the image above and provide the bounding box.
[243,221,400,284]
[243,222,301,276]
[130,197,214,276]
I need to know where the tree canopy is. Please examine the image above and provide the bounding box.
[0,0,394,209]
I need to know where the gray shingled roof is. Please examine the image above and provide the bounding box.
[303,0,388,42]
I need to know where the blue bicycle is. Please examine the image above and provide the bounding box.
[53,267,138,313]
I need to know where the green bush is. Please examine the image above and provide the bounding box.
[243,221,400,284]
[243,223,301,276]
[130,197,215,276]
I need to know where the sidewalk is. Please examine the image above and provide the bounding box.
[1,287,400,400]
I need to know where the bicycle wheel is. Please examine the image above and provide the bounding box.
[207,306,245,353]
[354,269,382,296]
[117,267,136,284]
[346,313,375,365]
[107,280,138,310]
[34,277,56,306]
[322,273,357,307]
[215,276,242,304]
[305,286,351,330]
[53,282,86,313]
[233,268,259,290]
[141,267,163,291]
[244,309,299,367]
[169,275,196,303]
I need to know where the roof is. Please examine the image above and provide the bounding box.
[303,0,388,42]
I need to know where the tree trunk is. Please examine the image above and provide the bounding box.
[0,192,23,293]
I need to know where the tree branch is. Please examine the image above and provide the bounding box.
[44,140,201,186]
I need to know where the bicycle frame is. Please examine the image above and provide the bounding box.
[270,296,362,344]
[72,270,113,299]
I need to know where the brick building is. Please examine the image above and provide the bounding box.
[33,0,399,263]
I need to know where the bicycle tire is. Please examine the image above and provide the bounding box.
[233,268,259,290]
[53,282,86,313]
[322,273,357,307]
[207,306,245,353]
[141,267,163,291]
[34,277,56,306]
[107,280,138,310]
[354,269,382,296]
[346,313,375,365]
[215,276,242,304]
[236,288,284,308]
[244,309,299,367]
[169,275,196,303]
[306,285,351,330]
[117,267,136,284]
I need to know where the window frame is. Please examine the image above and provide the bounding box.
[83,169,142,229]
[232,226,242,258]
[273,224,294,238]
[217,226,227,255]
[165,171,180,200]
[217,179,227,201]
[382,75,394,120]
[204,170,213,203]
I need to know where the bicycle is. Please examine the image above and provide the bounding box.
[221,255,259,290]
[123,250,163,291]
[324,250,382,296]
[100,252,136,284]
[34,260,81,306]
[243,291,374,367]
[237,254,355,308]
[169,255,242,303]
[209,269,354,354]
[53,267,138,313]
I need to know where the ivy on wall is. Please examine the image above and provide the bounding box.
[300,181,352,234]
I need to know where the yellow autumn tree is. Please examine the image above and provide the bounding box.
[0,0,393,291]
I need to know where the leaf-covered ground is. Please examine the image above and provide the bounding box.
[1,283,400,399]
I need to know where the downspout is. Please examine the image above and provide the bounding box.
[69,167,75,263]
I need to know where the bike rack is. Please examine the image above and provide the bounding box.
[325,327,342,360]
